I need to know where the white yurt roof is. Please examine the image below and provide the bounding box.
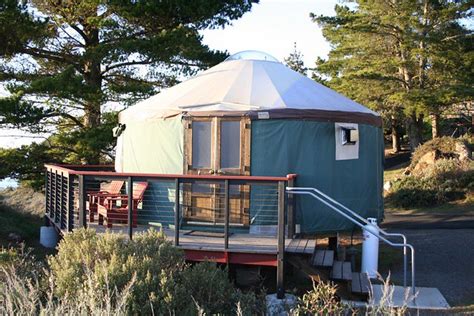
[120,51,381,126]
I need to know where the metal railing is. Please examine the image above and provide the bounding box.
[286,187,416,295]
[45,164,297,299]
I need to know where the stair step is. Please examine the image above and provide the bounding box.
[312,250,334,267]
[351,272,370,294]
[330,261,352,281]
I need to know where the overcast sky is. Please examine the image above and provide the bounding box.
[0,0,337,148]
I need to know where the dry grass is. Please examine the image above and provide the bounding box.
[0,186,45,217]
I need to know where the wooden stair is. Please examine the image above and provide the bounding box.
[312,249,334,267]
[351,272,370,295]
[288,242,372,298]
[330,261,352,281]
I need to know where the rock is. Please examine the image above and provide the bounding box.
[455,142,472,161]
[412,150,437,175]
[7,232,23,243]
[403,167,411,176]
[383,181,392,192]
[266,293,298,316]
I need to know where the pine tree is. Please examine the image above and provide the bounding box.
[312,0,473,151]
[284,42,307,76]
[0,0,256,185]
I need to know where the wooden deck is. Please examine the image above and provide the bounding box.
[89,223,315,255]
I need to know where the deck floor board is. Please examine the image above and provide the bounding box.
[87,223,316,255]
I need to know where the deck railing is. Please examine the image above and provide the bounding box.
[45,164,296,298]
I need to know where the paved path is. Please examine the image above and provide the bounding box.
[383,212,474,229]
[378,229,474,307]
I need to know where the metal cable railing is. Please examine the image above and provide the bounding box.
[286,186,416,295]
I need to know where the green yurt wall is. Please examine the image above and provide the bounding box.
[250,119,384,234]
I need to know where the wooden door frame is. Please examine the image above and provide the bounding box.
[182,116,251,226]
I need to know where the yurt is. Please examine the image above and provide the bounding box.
[115,51,383,234]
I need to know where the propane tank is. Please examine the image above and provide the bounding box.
[361,218,379,279]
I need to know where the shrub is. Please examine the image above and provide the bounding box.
[47,228,265,315]
[290,281,345,315]
[174,261,266,315]
[49,228,185,314]
[388,136,474,208]
[409,136,471,169]
[0,265,135,315]
[388,160,473,208]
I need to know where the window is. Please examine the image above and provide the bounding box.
[192,121,212,168]
[220,121,241,169]
[341,127,359,145]
[185,117,250,175]
[335,123,359,160]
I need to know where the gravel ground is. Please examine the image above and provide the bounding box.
[380,229,474,307]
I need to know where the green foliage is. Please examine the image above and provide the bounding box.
[410,136,473,169]
[49,228,185,314]
[175,261,266,315]
[48,228,264,315]
[388,137,474,208]
[291,281,345,315]
[0,0,257,186]
[389,160,473,208]
[284,43,307,76]
[313,0,473,149]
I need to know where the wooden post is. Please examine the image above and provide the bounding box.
[59,172,64,230]
[66,174,74,232]
[174,179,180,246]
[78,175,87,228]
[224,180,230,250]
[287,177,295,239]
[277,181,286,299]
[53,170,58,223]
[127,177,133,239]
[45,170,50,218]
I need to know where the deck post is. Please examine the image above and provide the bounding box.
[78,175,87,228]
[287,177,295,238]
[224,180,230,250]
[59,172,64,229]
[277,180,286,299]
[53,170,58,223]
[66,174,74,232]
[127,177,133,239]
[174,178,180,246]
[45,170,50,218]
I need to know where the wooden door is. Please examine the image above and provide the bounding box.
[183,117,251,226]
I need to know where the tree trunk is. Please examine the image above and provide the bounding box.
[82,27,102,164]
[430,113,440,138]
[391,115,401,153]
[407,113,424,151]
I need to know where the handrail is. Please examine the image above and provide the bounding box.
[286,187,415,295]
[45,163,296,182]
[288,187,409,287]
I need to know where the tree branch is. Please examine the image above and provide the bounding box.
[103,59,152,73]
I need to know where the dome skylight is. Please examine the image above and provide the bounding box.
[225,50,279,62]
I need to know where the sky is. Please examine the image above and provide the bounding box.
[201,0,336,66]
[0,0,337,149]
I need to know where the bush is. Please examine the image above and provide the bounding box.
[46,228,264,315]
[290,281,345,315]
[388,136,474,208]
[49,228,185,314]
[174,261,266,315]
[388,160,473,208]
